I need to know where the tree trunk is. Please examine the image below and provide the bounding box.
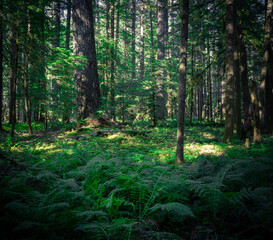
[66,0,71,50]
[234,24,241,137]
[156,0,167,120]
[149,0,156,127]
[62,0,72,124]
[131,0,136,81]
[9,24,18,137]
[250,80,261,142]
[0,0,3,130]
[110,2,115,120]
[139,0,145,83]
[176,0,189,164]
[223,0,235,142]
[238,26,251,141]
[72,0,101,119]
[24,16,33,135]
[190,44,194,123]
[261,0,273,131]
[52,0,61,114]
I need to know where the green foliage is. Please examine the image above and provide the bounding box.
[0,125,272,239]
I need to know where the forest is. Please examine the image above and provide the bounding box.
[0,0,273,239]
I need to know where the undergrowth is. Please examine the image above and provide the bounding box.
[0,123,272,239]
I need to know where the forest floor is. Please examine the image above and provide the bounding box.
[0,121,273,240]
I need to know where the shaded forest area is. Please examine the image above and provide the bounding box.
[0,0,273,239]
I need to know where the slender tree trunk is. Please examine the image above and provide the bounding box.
[0,0,3,130]
[24,17,33,135]
[176,0,189,164]
[66,0,71,50]
[9,25,18,137]
[52,0,61,115]
[139,0,145,83]
[131,0,136,81]
[223,0,235,142]
[72,0,101,119]
[238,26,251,141]
[62,0,72,123]
[156,0,168,120]
[190,44,194,123]
[250,80,261,142]
[103,1,110,103]
[261,0,273,131]
[149,0,156,127]
[39,6,47,124]
[207,37,212,122]
[234,25,242,137]
[110,2,115,120]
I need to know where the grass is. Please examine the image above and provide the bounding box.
[0,121,273,239]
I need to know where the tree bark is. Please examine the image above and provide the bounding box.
[24,15,33,135]
[0,0,3,130]
[131,0,136,81]
[72,0,101,119]
[139,0,145,83]
[261,0,273,131]
[156,0,168,120]
[66,0,71,50]
[176,0,189,164]
[234,25,241,137]
[238,26,251,141]
[250,80,261,142]
[63,0,72,123]
[110,1,115,120]
[149,0,156,127]
[9,24,18,137]
[223,0,235,142]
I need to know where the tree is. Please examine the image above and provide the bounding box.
[156,0,168,121]
[223,0,235,142]
[238,25,251,141]
[176,0,189,164]
[72,0,101,119]
[0,0,3,130]
[261,0,273,131]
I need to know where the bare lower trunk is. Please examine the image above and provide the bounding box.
[72,0,101,119]
[223,0,235,142]
[250,80,261,142]
[0,0,3,130]
[176,0,189,164]
[238,26,251,141]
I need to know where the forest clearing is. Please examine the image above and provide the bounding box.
[1,0,273,239]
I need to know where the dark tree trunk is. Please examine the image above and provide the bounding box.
[190,44,194,123]
[110,2,115,120]
[72,0,101,119]
[234,25,241,137]
[139,0,145,82]
[63,0,72,124]
[250,80,261,142]
[52,0,61,114]
[24,15,33,135]
[9,25,18,137]
[223,0,235,142]
[149,0,156,127]
[0,0,3,130]
[261,0,273,131]
[176,0,189,163]
[131,0,136,81]
[238,26,251,141]
[66,0,71,50]
[156,0,167,120]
